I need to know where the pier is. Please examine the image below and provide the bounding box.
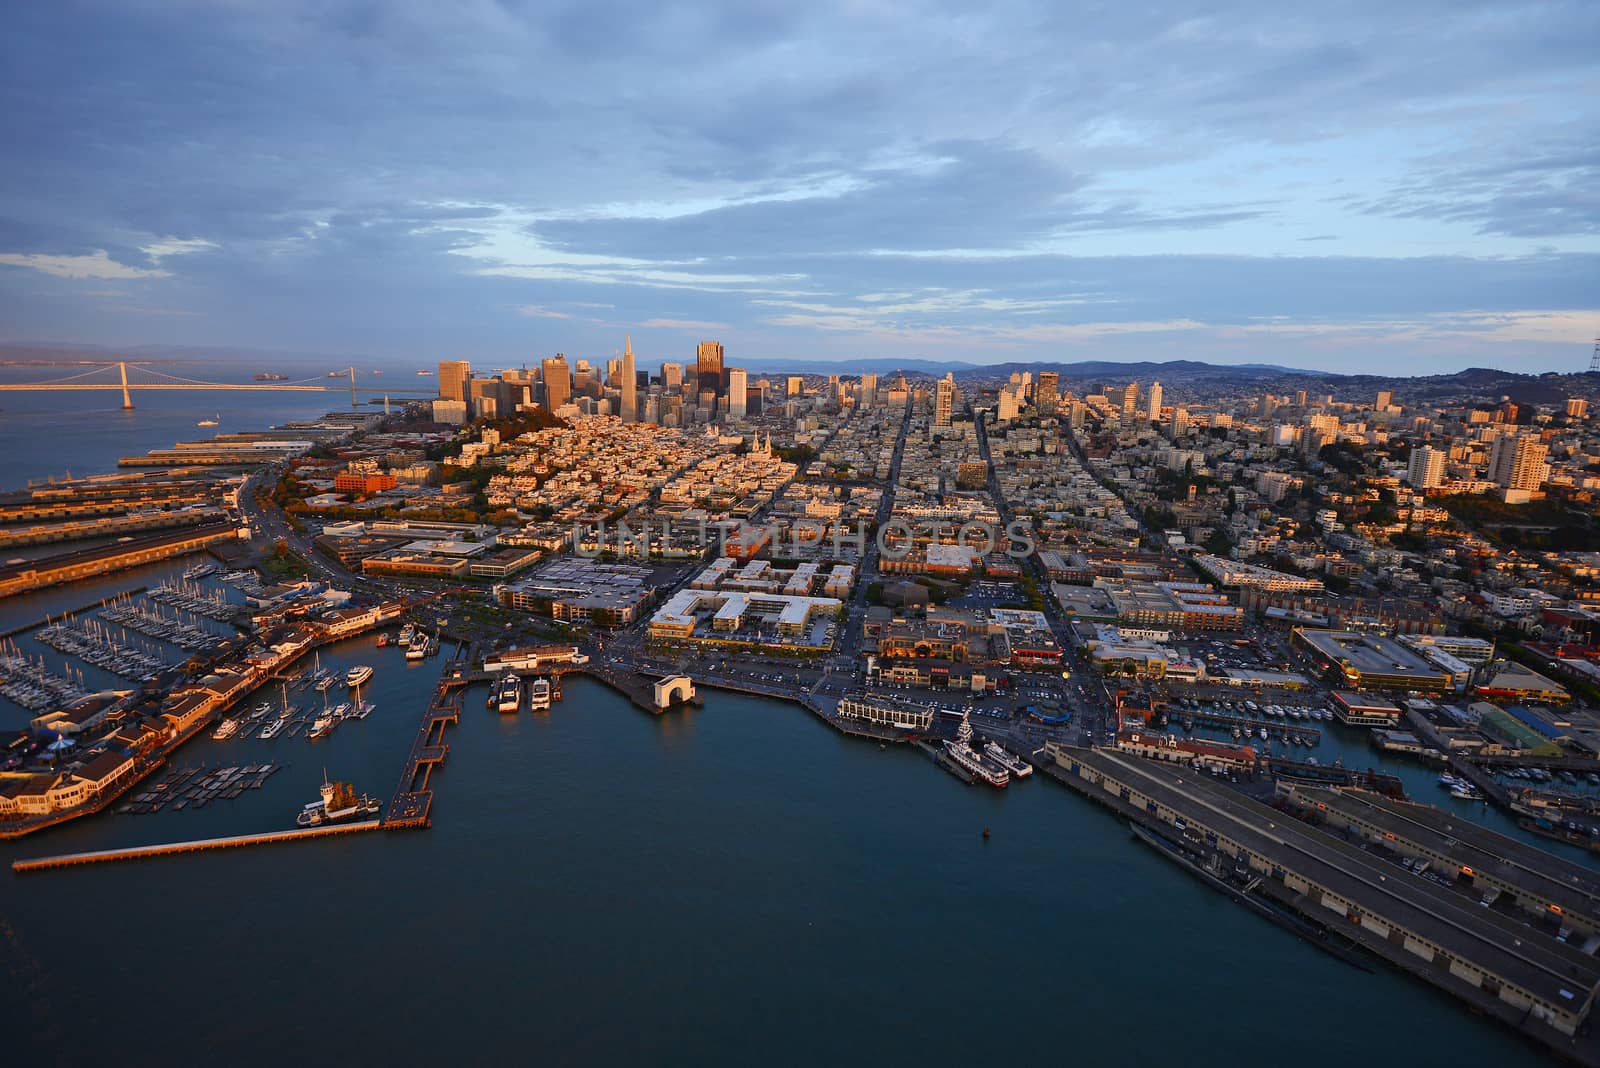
[12,820,381,872]
[384,645,472,830]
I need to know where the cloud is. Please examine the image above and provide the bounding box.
[640,318,731,331]
[141,237,219,261]
[0,0,1594,372]
[0,250,170,280]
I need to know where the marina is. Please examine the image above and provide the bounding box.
[118,763,281,814]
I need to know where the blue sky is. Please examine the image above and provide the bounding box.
[0,0,1595,373]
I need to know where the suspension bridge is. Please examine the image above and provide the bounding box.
[0,363,435,409]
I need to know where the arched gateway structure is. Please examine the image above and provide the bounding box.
[653,676,696,709]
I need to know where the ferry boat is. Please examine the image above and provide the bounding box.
[397,622,416,647]
[183,561,217,580]
[983,740,1033,779]
[296,771,381,826]
[346,664,373,687]
[528,677,552,711]
[945,715,1009,788]
[259,718,284,739]
[211,716,241,740]
[491,673,522,714]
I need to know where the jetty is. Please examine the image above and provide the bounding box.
[12,820,381,872]
[384,644,472,830]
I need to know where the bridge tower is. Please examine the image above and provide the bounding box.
[119,361,133,410]
[348,366,357,408]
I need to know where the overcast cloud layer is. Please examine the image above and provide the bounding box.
[0,0,1596,373]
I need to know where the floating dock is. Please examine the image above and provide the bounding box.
[12,820,381,872]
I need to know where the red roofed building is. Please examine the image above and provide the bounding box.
[1115,729,1257,770]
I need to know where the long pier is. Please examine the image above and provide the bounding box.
[11,820,381,872]
[384,645,472,830]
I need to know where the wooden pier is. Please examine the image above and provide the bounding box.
[12,819,381,872]
[384,645,472,830]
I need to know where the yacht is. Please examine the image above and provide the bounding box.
[405,633,433,661]
[492,673,522,714]
[397,622,416,647]
[528,677,552,711]
[346,664,373,687]
[983,741,1033,779]
[259,718,284,739]
[211,717,241,740]
[196,414,219,427]
[308,712,335,740]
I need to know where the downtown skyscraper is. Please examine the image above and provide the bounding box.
[620,336,637,422]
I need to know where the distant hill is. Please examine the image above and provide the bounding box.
[955,359,1326,380]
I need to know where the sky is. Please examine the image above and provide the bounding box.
[0,0,1596,374]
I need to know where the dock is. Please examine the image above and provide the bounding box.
[12,820,381,872]
[384,644,472,830]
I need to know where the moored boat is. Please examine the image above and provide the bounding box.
[983,740,1032,779]
[346,664,373,687]
[945,714,1008,788]
[296,770,381,826]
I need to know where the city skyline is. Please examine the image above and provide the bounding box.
[0,2,1596,373]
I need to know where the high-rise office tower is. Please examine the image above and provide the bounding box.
[934,373,955,427]
[859,373,877,407]
[1488,432,1548,491]
[541,355,571,413]
[997,387,1020,422]
[1295,389,1308,408]
[438,360,472,403]
[1406,445,1446,490]
[1037,371,1059,415]
[620,336,637,422]
[697,340,725,396]
[787,376,803,397]
[728,368,747,420]
[1121,382,1138,418]
[1146,380,1163,422]
[661,362,684,392]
